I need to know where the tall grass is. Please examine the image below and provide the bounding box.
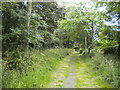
[2,48,73,88]
[85,53,119,88]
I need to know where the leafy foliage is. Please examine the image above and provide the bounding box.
[2,48,72,88]
[2,1,120,88]
[89,53,119,87]
[2,2,66,70]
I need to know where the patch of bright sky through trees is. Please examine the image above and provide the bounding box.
[57,1,118,30]
[23,0,118,29]
[23,0,118,31]
[57,1,119,41]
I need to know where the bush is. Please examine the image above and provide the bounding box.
[89,53,119,88]
[2,48,73,88]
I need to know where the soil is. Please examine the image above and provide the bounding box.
[63,53,77,88]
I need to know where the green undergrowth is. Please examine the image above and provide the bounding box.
[88,53,119,88]
[76,53,119,88]
[2,48,73,88]
[75,53,113,88]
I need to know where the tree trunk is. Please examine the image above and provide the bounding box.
[117,31,120,58]
[91,21,94,49]
[85,31,87,53]
[24,0,32,59]
[117,2,120,59]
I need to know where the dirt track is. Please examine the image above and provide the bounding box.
[63,53,77,88]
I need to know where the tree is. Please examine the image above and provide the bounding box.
[2,2,66,70]
[57,2,103,53]
[24,0,32,59]
[96,2,120,56]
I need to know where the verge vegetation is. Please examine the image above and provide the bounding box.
[1,1,120,88]
[75,53,119,88]
[2,48,72,88]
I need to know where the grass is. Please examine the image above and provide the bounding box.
[0,72,1,90]
[3,49,119,88]
[89,53,119,88]
[45,54,71,88]
[75,53,113,88]
[2,48,73,88]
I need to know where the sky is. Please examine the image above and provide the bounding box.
[23,0,119,29]
[57,1,118,28]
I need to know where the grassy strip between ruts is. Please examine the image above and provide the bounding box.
[2,48,73,88]
[45,55,72,88]
[75,54,113,88]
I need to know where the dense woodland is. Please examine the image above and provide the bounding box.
[1,1,120,88]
